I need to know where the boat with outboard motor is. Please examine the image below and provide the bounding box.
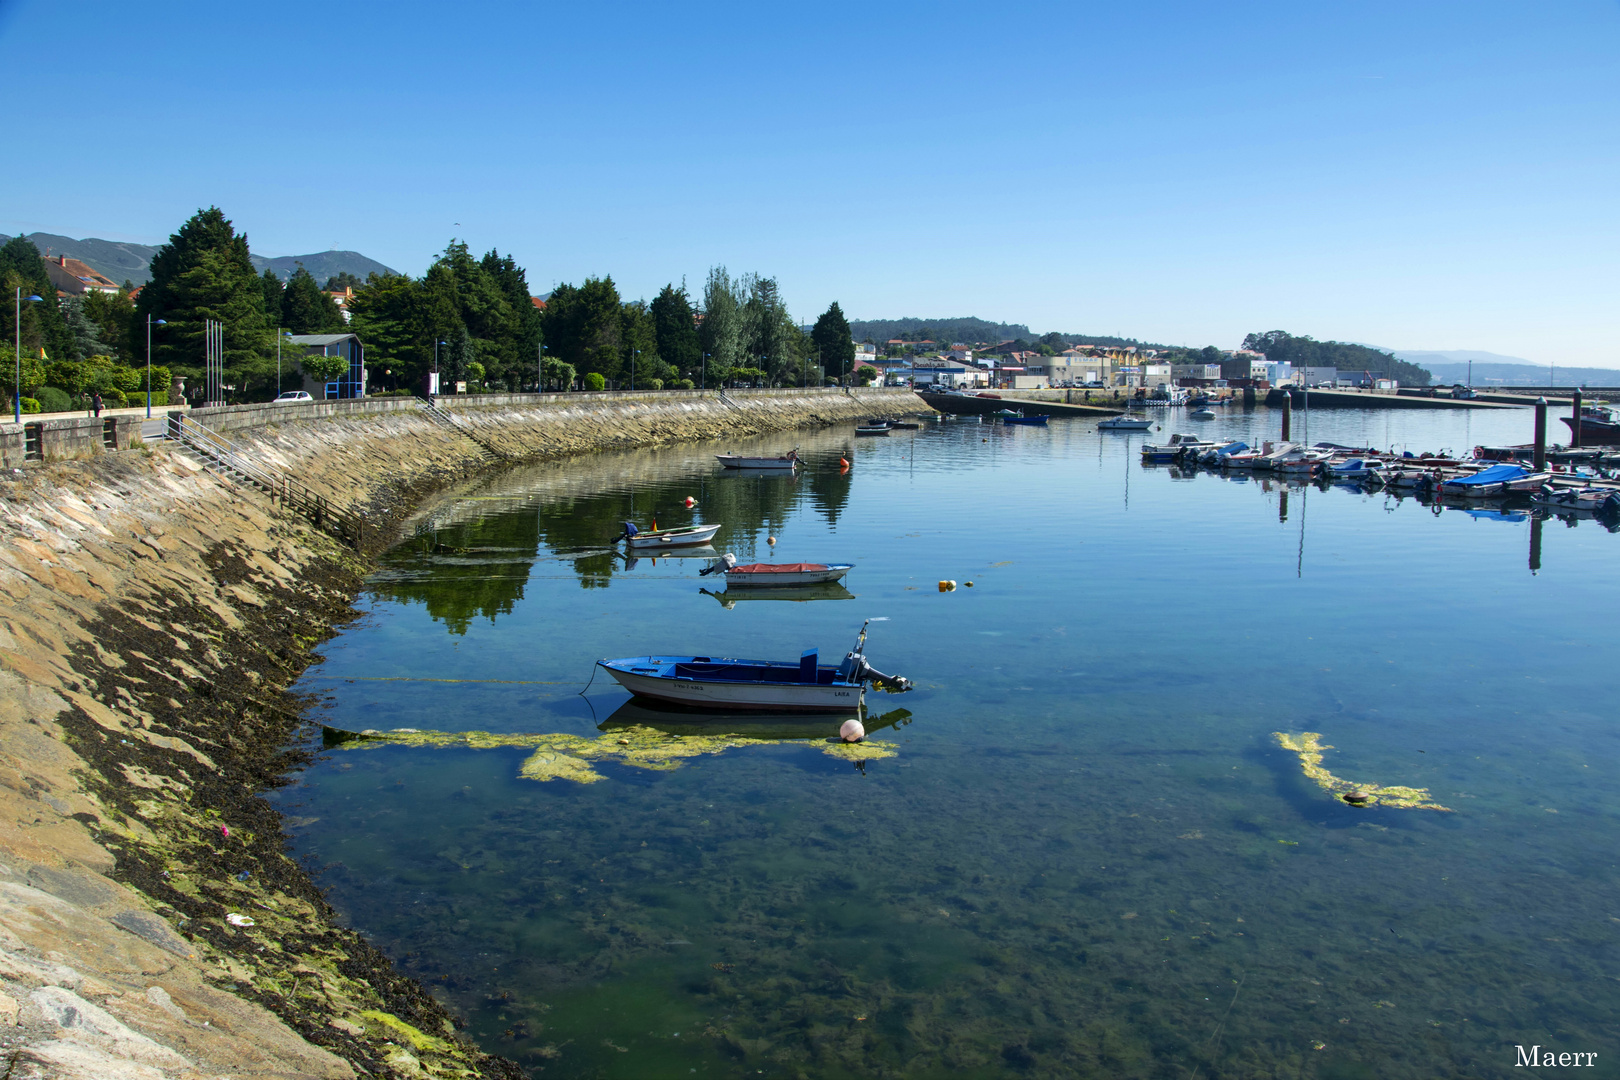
[596,620,911,711]
[700,552,853,586]
[1439,463,1552,499]
[1531,484,1620,516]
[615,521,723,549]
[1141,433,1216,462]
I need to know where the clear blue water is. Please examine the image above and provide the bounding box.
[273,404,1620,1079]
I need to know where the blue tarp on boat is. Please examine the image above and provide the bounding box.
[1446,464,1529,487]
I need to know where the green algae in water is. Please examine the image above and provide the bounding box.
[1274,732,1452,811]
[324,723,898,784]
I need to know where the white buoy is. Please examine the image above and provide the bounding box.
[767,535,776,545]
[839,718,865,743]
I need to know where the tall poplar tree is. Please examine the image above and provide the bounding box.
[699,266,740,386]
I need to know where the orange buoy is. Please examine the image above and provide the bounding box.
[839,457,849,468]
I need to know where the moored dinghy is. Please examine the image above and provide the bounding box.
[700,552,853,586]
[716,449,799,469]
[616,520,723,549]
[597,620,911,711]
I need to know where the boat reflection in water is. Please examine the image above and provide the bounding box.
[599,696,914,739]
[617,546,717,571]
[700,582,855,607]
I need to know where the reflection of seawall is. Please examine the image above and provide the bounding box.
[0,387,918,1078]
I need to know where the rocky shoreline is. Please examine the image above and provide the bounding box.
[0,389,917,1079]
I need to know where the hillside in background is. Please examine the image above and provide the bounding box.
[1416,361,1620,387]
[2,232,160,284]
[1242,331,1432,385]
[848,316,1032,344]
[0,231,396,286]
[251,249,397,283]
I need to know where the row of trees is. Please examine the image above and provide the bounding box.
[1239,331,1432,386]
[5,206,862,407]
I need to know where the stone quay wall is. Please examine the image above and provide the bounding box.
[0,388,921,1079]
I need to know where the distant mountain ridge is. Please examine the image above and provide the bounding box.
[1383,349,1620,387]
[0,231,397,286]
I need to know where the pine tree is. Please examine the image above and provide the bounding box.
[539,277,623,380]
[812,302,855,385]
[650,283,700,378]
[261,269,284,328]
[63,296,108,361]
[133,208,272,397]
[280,265,344,333]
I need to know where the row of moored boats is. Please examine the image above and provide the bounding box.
[1140,434,1620,507]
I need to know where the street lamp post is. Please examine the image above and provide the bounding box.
[537,343,544,393]
[145,315,167,417]
[275,327,290,399]
[702,352,708,392]
[14,288,43,423]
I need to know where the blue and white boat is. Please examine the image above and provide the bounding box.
[597,621,911,712]
[1326,458,1380,480]
[1439,463,1551,499]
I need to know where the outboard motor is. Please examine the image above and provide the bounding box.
[617,521,639,543]
[700,552,738,577]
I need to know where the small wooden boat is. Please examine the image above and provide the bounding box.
[597,621,911,711]
[1098,415,1153,431]
[701,553,852,586]
[855,423,891,436]
[616,521,722,549]
[716,449,799,469]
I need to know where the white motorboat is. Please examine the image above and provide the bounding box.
[1189,409,1216,420]
[716,449,799,469]
[1098,415,1153,430]
[1141,434,1215,461]
[616,521,722,549]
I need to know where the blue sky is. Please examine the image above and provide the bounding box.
[3,0,1615,363]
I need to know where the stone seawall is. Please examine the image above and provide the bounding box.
[0,388,920,1078]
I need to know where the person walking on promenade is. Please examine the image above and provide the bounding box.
[92,392,103,418]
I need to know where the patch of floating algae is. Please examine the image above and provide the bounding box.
[1274,731,1452,811]
[326,723,897,784]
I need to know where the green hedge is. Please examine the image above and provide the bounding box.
[34,386,71,413]
[20,397,40,414]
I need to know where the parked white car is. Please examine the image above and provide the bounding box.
[274,391,312,403]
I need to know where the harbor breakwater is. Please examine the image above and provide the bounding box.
[0,388,918,1079]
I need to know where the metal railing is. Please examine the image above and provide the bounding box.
[166,413,365,550]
